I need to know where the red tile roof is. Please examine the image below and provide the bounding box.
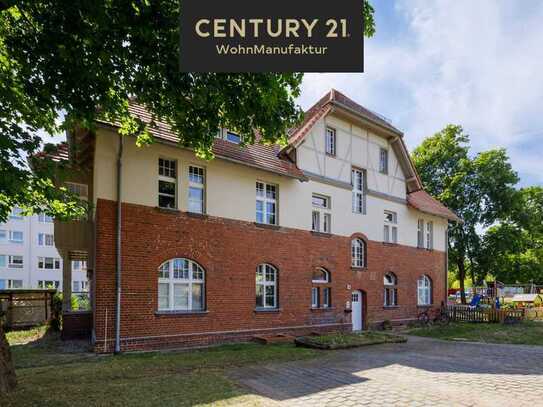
[34,142,70,162]
[407,190,461,222]
[288,89,402,146]
[97,102,306,180]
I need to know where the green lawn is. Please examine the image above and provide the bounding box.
[296,331,407,349]
[4,326,320,406]
[408,321,543,346]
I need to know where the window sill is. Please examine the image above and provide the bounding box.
[325,153,336,158]
[254,222,280,230]
[254,307,282,313]
[417,304,433,308]
[382,242,398,247]
[310,307,335,311]
[311,231,332,238]
[186,212,207,219]
[351,266,367,272]
[155,310,209,316]
[155,206,180,214]
[383,305,400,309]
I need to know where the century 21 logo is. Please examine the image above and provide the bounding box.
[194,18,350,39]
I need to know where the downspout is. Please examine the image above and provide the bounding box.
[445,225,449,304]
[114,134,124,354]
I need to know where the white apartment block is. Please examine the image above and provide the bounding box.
[0,207,88,292]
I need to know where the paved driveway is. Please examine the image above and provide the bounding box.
[230,336,543,406]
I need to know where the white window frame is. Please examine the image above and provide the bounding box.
[10,207,23,220]
[351,168,366,214]
[417,219,424,248]
[311,194,331,233]
[256,264,278,309]
[38,257,61,270]
[379,148,389,174]
[384,272,398,307]
[38,213,54,223]
[325,127,336,156]
[0,255,5,268]
[417,275,432,306]
[384,210,398,244]
[8,255,23,269]
[311,287,319,308]
[7,279,23,289]
[226,131,241,144]
[158,158,177,209]
[65,182,89,201]
[38,233,54,247]
[256,182,278,225]
[188,165,205,214]
[426,221,434,250]
[38,280,60,289]
[9,231,23,244]
[157,258,205,311]
[351,238,366,268]
[0,230,7,243]
[312,268,330,284]
[71,260,87,272]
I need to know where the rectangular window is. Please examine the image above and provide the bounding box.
[379,148,389,174]
[311,287,319,308]
[426,221,434,250]
[10,207,23,220]
[38,213,54,223]
[256,182,277,225]
[73,281,80,292]
[384,288,398,307]
[38,233,54,247]
[312,194,331,233]
[38,257,61,270]
[8,255,23,268]
[0,255,5,268]
[384,211,398,243]
[226,131,241,144]
[66,182,89,201]
[351,168,366,214]
[9,231,23,244]
[325,127,336,156]
[158,158,177,209]
[38,280,59,289]
[0,230,6,243]
[323,287,331,308]
[0,280,4,289]
[188,166,205,214]
[8,280,23,289]
[71,260,87,272]
[417,219,424,248]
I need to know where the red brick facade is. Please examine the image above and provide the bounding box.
[94,199,446,352]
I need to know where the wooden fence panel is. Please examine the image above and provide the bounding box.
[447,305,525,323]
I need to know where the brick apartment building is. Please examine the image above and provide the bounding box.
[52,90,459,352]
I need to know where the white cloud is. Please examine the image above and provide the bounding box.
[298,0,543,186]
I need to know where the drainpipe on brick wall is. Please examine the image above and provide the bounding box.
[114,133,124,354]
[445,225,449,302]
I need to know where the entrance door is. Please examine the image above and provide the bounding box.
[352,290,363,331]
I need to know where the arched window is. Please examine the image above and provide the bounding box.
[384,272,398,307]
[417,275,432,306]
[311,268,331,308]
[158,258,205,311]
[351,238,366,268]
[256,264,278,309]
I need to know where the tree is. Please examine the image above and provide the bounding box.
[0,1,376,393]
[0,315,17,394]
[412,125,519,303]
[476,187,543,284]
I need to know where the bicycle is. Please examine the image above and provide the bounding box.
[417,305,450,326]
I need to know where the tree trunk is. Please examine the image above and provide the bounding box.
[457,258,467,305]
[0,320,17,394]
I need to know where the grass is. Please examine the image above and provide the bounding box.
[4,326,320,406]
[296,331,407,349]
[407,321,543,346]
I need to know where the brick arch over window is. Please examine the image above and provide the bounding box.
[157,258,205,312]
[350,233,369,268]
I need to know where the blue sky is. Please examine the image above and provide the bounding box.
[298,0,543,187]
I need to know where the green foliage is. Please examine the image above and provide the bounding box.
[412,125,519,298]
[0,1,376,222]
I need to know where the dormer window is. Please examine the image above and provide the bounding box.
[325,127,336,156]
[226,131,241,144]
